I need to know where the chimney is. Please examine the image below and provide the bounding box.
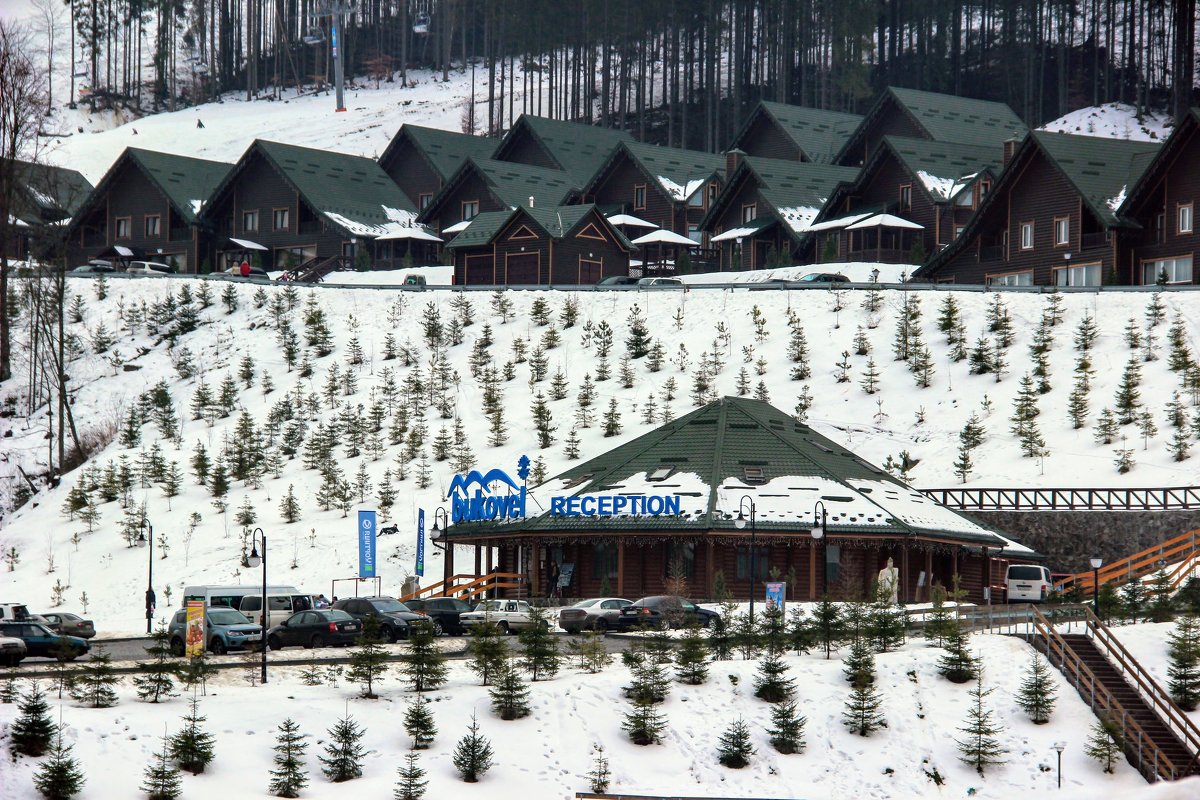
[528,195,535,208]
[725,148,746,178]
[1002,135,1020,168]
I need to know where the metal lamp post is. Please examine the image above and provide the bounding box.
[1053,741,1065,788]
[136,521,154,634]
[811,501,828,597]
[734,496,757,626]
[1090,556,1103,621]
[246,528,268,685]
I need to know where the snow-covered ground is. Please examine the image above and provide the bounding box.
[1,624,1192,800]
[1039,102,1174,142]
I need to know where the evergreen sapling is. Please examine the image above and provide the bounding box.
[320,714,367,782]
[269,718,309,798]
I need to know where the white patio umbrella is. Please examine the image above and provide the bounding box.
[375,226,444,242]
[606,212,659,228]
[631,228,698,271]
[441,219,472,234]
[845,213,924,230]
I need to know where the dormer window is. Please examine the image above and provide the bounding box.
[647,466,675,482]
[742,466,766,485]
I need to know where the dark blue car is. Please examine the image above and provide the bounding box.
[0,621,90,661]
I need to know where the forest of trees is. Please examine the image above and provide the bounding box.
[47,1,1198,150]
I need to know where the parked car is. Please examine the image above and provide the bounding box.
[0,603,33,622]
[0,621,89,660]
[29,614,61,633]
[749,278,794,290]
[266,609,361,650]
[637,276,684,288]
[402,597,473,635]
[797,272,849,283]
[1005,564,1055,603]
[0,635,27,666]
[39,612,95,639]
[613,596,719,631]
[126,260,175,275]
[167,607,262,655]
[558,598,633,633]
[70,262,116,274]
[331,596,423,642]
[401,274,427,287]
[459,599,536,634]
[596,275,639,287]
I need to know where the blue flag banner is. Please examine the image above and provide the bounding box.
[358,510,376,578]
[416,509,425,577]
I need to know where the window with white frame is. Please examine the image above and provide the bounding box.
[633,185,646,210]
[1141,256,1193,285]
[954,225,966,238]
[1055,263,1102,287]
[242,210,259,232]
[687,224,702,244]
[1054,217,1069,246]
[1020,221,1034,250]
[686,189,704,208]
[1179,203,1194,234]
[986,270,1033,287]
[741,204,756,224]
[899,184,912,211]
[461,200,479,220]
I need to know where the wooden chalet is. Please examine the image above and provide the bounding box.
[491,114,634,191]
[443,202,633,285]
[200,140,432,273]
[583,140,726,247]
[1117,108,1200,285]
[726,100,863,163]
[438,397,1035,604]
[2,159,92,262]
[699,155,858,270]
[377,124,496,212]
[834,86,1027,168]
[417,157,576,236]
[808,136,1000,265]
[66,148,230,272]
[920,132,1161,286]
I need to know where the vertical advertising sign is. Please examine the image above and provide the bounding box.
[416,509,426,577]
[184,601,205,658]
[765,582,786,612]
[358,509,377,578]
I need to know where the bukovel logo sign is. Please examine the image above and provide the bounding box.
[448,456,681,523]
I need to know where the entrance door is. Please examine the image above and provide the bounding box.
[464,254,494,284]
[578,257,602,283]
[505,252,540,284]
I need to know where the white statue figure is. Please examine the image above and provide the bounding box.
[878,557,900,604]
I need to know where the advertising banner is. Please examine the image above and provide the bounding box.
[358,509,377,578]
[185,601,205,658]
[416,509,425,577]
[765,582,786,612]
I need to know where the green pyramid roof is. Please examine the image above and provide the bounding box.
[444,203,634,250]
[887,87,1028,146]
[473,158,577,208]
[5,159,93,224]
[735,101,864,163]
[498,115,634,188]
[125,148,231,223]
[1031,131,1161,227]
[594,141,727,200]
[704,157,859,238]
[380,124,497,181]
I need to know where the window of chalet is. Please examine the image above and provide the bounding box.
[663,542,695,579]
[1156,212,1166,242]
[978,180,991,203]
[273,209,290,231]
[954,225,966,238]
[1142,256,1193,285]
[688,224,702,244]
[1055,263,1101,287]
[735,545,769,581]
[687,189,705,208]
[1020,221,1034,250]
[741,204,756,224]
[1054,216,1069,247]
[461,200,479,221]
[242,210,259,233]
[899,184,912,212]
[144,215,161,238]
[115,217,131,239]
[633,184,647,211]
[591,542,618,579]
[986,270,1033,287]
[707,182,719,207]
[418,193,433,211]
[955,188,974,207]
[1179,203,1194,235]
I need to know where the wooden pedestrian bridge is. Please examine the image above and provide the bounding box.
[920,484,1200,511]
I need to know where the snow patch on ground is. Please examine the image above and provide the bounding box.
[1039,103,1173,142]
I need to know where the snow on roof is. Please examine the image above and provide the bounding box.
[845,479,1013,545]
[713,476,893,528]
[805,212,873,232]
[190,199,204,214]
[776,205,823,235]
[25,185,57,208]
[322,205,430,239]
[527,471,713,519]
[657,175,706,202]
[1108,185,1127,211]
[1039,102,1172,143]
[710,225,763,242]
[916,170,958,201]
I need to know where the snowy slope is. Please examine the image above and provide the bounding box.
[1040,103,1174,142]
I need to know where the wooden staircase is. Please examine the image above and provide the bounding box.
[294,255,350,284]
[1055,528,1200,595]
[398,571,527,604]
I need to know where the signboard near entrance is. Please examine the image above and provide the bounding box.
[358,510,377,578]
[765,582,786,612]
[185,601,205,658]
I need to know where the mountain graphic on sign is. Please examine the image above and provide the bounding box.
[447,468,521,498]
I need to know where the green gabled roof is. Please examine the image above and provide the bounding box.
[126,148,231,223]
[444,397,1025,551]
[442,209,513,249]
[252,140,418,233]
[474,158,576,209]
[1118,107,1200,217]
[1031,131,1161,227]
[613,141,727,199]
[881,136,1001,201]
[6,159,93,224]
[749,101,863,163]
[500,115,634,188]
[385,124,497,181]
[888,87,1028,146]
[445,203,635,251]
[713,157,859,237]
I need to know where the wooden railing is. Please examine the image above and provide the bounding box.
[920,485,1200,511]
[1056,528,1200,594]
[398,571,527,603]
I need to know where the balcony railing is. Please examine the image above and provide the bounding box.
[979,244,1004,261]
[1081,231,1109,249]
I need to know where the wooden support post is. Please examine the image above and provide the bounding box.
[983,547,991,605]
[706,540,715,599]
[474,544,482,577]
[616,539,626,597]
[443,542,454,584]
[809,543,817,600]
[924,548,933,603]
[902,542,910,603]
[530,543,540,599]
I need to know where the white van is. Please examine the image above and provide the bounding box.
[182,585,314,628]
[1004,565,1054,602]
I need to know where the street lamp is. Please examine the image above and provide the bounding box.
[733,496,757,626]
[811,501,828,597]
[135,520,154,634]
[430,507,449,549]
[246,528,268,685]
[1053,741,1065,788]
[1089,556,1103,621]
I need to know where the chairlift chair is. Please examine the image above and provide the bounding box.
[302,26,325,46]
[72,62,88,78]
[412,13,431,34]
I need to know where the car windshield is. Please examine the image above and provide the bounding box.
[208,609,252,626]
[371,599,410,613]
[475,601,503,611]
[324,610,353,621]
[571,599,600,608]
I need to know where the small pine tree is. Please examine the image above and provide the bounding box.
[956,674,1007,775]
[467,619,509,685]
[1014,653,1058,724]
[1085,717,1124,773]
[33,729,86,800]
[623,697,667,745]
[169,695,216,774]
[401,620,448,692]
[403,695,437,750]
[11,681,56,756]
[922,585,958,647]
[674,623,710,684]
[716,718,755,768]
[394,751,427,800]
[489,660,531,719]
[518,606,560,680]
[452,712,494,782]
[842,634,876,686]
[319,714,366,782]
[937,627,980,684]
[842,677,886,736]
[767,698,807,754]
[1167,615,1200,711]
[810,596,846,659]
[141,737,183,800]
[269,718,309,797]
[69,647,120,707]
[346,616,389,698]
[602,397,622,437]
[587,745,611,793]
[134,624,178,702]
[754,651,795,702]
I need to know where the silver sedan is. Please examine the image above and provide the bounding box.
[557,598,632,633]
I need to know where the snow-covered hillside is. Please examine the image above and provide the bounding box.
[1040,102,1174,142]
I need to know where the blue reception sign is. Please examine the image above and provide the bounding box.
[358,510,377,578]
[416,509,425,577]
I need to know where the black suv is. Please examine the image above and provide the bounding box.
[331,596,424,642]
[401,597,474,635]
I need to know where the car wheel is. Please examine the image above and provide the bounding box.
[594,618,608,632]
[498,621,511,635]
[209,639,227,655]
[169,638,185,657]
[310,634,325,649]
[383,626,397,644]
[268,635,282,651]
[430,619,444,637]
[698,615,712,629]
